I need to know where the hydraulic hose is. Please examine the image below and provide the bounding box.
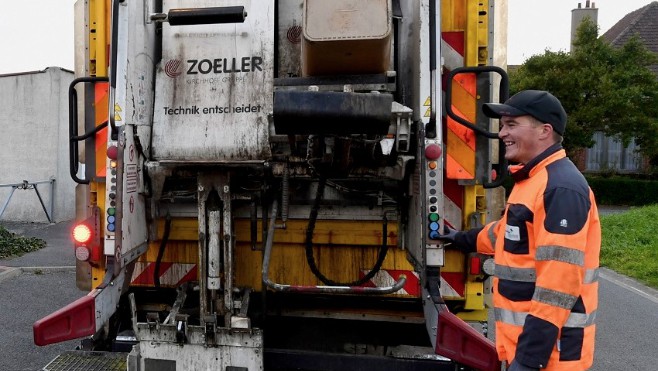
[154,214,172,288]
[304,177,390,287]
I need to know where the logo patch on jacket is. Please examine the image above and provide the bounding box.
[505,225,521,241]
[560,219,568,228]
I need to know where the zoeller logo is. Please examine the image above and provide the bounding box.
[186,57,263,74]
[164,59,183,78]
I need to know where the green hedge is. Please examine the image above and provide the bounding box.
[501,175,658,206]
[585,176,658,206]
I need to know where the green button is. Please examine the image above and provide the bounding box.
[107,207,116,216]
[428,213,440,222]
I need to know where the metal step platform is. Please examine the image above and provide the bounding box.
[43,351,127,371]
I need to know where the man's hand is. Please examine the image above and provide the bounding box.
[507,361,539,371]
[438,225,459,243]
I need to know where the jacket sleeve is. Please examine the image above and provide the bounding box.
[453,218,499,254]
[514,187,592,368]
[453,227,483,253]
[476,220,499,255]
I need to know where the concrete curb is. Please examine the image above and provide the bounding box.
[0,266,75,284]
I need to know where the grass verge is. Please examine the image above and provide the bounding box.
[0,224,47,259]
[600,204,658,289]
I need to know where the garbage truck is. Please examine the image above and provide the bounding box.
[34,0,509,370]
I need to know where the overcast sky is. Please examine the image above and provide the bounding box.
[0,0,654,74]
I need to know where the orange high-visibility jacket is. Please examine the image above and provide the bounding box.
[458,144,600,370]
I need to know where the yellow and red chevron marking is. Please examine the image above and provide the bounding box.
[442,30,477,181]
[94,82,109,178]
[130,262,197,287]
[359,269,420,296]
[443,177,464,230]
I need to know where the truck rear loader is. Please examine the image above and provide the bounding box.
[34,0,509,370]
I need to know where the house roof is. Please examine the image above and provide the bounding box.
[601,1,658,74]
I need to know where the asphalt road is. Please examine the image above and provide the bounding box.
[1,219,657,370]
[0,270,80,371]
[592,269,658,370]
[0,221,81,371]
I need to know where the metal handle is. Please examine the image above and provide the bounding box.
[261,200,407,295]
[444,66,509,189]
[68,76,109,184]
[167,6,247,25]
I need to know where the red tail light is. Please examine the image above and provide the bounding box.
[469,256,481,275]
[72,224,92,244]
[72,208,102,264]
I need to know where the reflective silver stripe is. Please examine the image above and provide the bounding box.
[495,264,536,282]
[533,287,578,309]
[495,307,527,326]
[536,245,585,266]
[583,268,599,284]
[495,264,598,284]
[495,307,597,328]
[488,221,498,248]
[564,311,597,328]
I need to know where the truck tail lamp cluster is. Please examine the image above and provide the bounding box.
[72,208,101,263]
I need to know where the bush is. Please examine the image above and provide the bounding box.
[501,174,658,206]
[585,176,658,206]
[0,225,46,259]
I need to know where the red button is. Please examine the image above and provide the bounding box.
[107,145,118,160]
[425,144,442,160]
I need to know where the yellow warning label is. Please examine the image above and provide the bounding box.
[424,107,431,117]
[114,103,123,121]
[424,97,431,106]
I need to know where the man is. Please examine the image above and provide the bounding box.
[441,90,600,371]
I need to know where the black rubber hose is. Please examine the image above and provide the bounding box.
[305,177,390,286]
[154,214,172,288]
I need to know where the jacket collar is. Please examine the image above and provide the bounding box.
[510,143,564,182]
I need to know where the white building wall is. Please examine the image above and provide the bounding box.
[0,67,75,222]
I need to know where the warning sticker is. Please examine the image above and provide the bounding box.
[126,164,138,193]
[423,97,431,106]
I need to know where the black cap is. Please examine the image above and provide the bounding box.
[482,90,567,135]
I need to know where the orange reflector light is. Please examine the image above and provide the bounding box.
[428,161,437,170]
[72,224,92,244]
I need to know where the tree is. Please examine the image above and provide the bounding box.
[510,18,658,164]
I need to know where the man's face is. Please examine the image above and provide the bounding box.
[498,115,548,164]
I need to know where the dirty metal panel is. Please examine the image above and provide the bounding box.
[134,326,263,370]
[152,0,273,161]
[277,0,303,78]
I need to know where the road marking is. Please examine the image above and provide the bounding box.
[0,267,21,284]
[599,268,658,305]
